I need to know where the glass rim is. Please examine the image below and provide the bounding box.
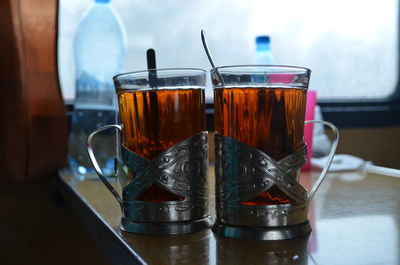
[113,67,207,80]
[211,64,311,74]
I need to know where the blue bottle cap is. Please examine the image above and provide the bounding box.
[256,36,270,45]
[95,0,110,3]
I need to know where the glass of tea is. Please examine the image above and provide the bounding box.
[211,65,338,239]
[87,68,211,234]
[211,65,339,240]
[213,66,310,206]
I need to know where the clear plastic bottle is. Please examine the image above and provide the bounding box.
[253,35,275,65]
[68,0,126,179]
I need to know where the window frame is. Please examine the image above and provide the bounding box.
[318,82,400,128]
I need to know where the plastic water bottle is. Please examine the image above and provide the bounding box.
[68,0,126,180]
[253,35,275,65]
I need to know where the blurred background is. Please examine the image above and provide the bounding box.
[58,0,398,101]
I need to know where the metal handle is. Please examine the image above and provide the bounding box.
[87,124,123,207]
[305,120,339,201]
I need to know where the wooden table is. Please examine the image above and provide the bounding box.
[57,167,400,265]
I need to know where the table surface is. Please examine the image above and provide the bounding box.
[58,167,400,265]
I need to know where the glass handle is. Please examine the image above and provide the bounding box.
[87,124,123,207]
[305,120,339,201]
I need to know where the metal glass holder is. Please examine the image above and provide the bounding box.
[213,120,339,240]
[87,125,211,234]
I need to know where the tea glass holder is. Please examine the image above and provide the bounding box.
[213,120,339,240]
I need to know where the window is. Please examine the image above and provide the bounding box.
[59,0,400,127]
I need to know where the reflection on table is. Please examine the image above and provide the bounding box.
[61,167,400,265]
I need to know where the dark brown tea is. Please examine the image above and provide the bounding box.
[214,87,307,205]
[117,88,205,202]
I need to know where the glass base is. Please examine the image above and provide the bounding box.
[120,216,212,235]
[212,221,311,241]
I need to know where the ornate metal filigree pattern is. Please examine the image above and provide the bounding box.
[215,134,309,227]
[121,131,209,223]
